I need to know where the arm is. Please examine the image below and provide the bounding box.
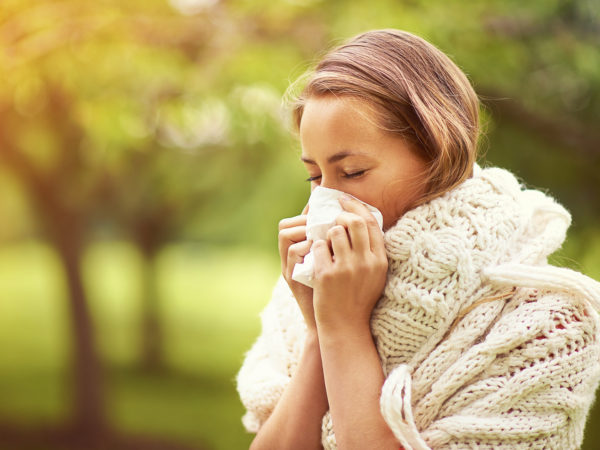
[318,325,399,450]
[414,290,600,449]
[312,196,401,449]
[250,331,328,450]
[249,211,329,449]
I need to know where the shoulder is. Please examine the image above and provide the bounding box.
[496,287,599,346]
[477,287,600,392]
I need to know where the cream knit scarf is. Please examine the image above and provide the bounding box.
[237,165,600,449]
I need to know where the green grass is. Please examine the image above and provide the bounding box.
[0,243,69,375]
[0,240,280,450]
[108,369,253,450]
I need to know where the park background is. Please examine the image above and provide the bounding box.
[1,0,599,448]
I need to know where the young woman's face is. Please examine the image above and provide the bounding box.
[299,95,428,230]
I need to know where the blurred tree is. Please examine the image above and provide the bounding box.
[0,83,108,439]
[0,0,270,446]
[0,0,299,434]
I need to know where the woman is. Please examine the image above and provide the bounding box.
[237,29,600,449]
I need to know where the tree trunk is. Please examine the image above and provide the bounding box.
[43,201,107,439]
[58,238,107,434]
[140,250,163,372]
[0,127,108,438]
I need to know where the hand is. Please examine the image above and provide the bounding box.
[278,206,317,331]
[312,196,388,334]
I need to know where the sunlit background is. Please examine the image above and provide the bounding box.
[0,0,599,449]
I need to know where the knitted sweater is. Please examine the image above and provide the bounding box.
[237,165,600,449]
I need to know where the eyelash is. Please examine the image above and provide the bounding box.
[305,175,321,182]
[305,170,366,182]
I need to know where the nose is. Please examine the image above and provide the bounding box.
[319,176,340,191]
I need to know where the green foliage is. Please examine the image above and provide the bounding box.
[2,0,599,243]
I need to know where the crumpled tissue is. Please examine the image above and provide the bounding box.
[291,186,384,288]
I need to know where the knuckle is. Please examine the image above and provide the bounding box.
[365,215,378,227]
[348,215,364,228]
[288,242,303,256]
[312,239,325,248]
[375,256,388,271]
[278,218,292,230]
[278,228,290,241]
[327,225,345,239]
[317,268,335,282]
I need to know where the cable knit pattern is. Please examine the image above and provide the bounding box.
[237,165,600,449]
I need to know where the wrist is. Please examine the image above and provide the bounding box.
[313,293,374,335]
[317,320,373,348]
[315,306,372,336]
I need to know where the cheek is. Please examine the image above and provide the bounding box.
[355,187,397,230]
[343,179,416,230]
[379,181,416,230]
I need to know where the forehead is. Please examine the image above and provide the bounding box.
[299,96,386,160]
[300,96,381,134]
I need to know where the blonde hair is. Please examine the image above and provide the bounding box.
[290,29,480,205]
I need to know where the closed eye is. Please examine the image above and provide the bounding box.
[343,170,366,179]
[305,170,366,182]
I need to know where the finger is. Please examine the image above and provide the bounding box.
[334,211,370,254]
[286,240,313,278]
[338,195,373,221]
[288,240,312,260]
[339,196,384,253]
[327,225,351,260]
[279,226,307,256]
[279,214,307,231]
[279,225,307,269]
[311,239,332,272]
[279,225,307,245]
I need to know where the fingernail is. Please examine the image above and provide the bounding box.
[339,194,352,202]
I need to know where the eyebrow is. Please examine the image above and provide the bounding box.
[300,151,370,165]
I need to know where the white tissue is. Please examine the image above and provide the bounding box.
[291,186,384,288]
